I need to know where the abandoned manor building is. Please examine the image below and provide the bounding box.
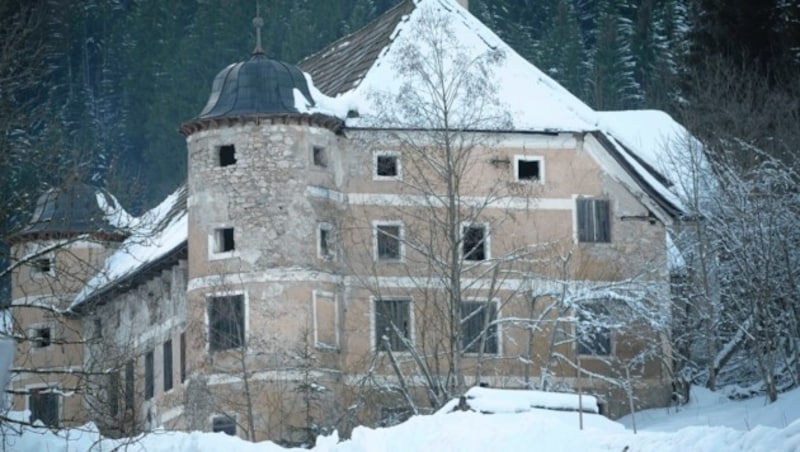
[8,0,690,443]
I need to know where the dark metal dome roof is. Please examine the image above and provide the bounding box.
[9,182,129,243]
[197,54,315,120]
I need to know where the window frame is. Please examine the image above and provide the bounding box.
[312,145,329,169]
[208,226,239,260]
[373,150,402,181]
[372,297,414,353]
[574,302,613,357]
[373,221,405,263]
[26,384,60,428]
[144,349,154,400]
[461,222,490,262]
[575,197,611,243]
[163,339,173,392]
[207,293,247,352]
[460,299,500,355]
[312,290,339,350]
[514,155,544,183]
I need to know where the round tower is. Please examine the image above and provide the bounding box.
[179,18,345,439]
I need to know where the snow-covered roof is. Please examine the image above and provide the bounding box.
[69,186,188,311]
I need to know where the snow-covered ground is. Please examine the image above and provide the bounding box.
[6,386,800,451]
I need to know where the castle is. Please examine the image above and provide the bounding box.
[8,0,688,444]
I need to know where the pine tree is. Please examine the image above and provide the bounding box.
[536,0,589,100]
[589,0,642,110]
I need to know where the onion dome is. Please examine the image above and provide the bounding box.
[9,182,130,244]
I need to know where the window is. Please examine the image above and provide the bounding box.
[28,387,59,427]
[31,326,51,348]
[212,415,237,436]
[125,360,135,410]
[218,145,236,167]
[374,298,411,351]
[163,340,173,392]
[312,146,328,168]
[31,257,53,274]
[208,295,245,351]
[108,372,120,416]
[94,317,102,339]
[313,291,338,350]
[576,303,612,356]
[318,224,335,260]
[515,156,543,182]
[180,332,187,383]
[461,301,498,354]
[375,223,402,262]
[576,198,610,243]
[213,228,235,253]
[144,350,154,400]
[374,151,401,179]
[462,224,488,261]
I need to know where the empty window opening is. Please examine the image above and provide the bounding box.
[576,303,612,356]
[214,228,235,253]
[144,350,154,400]
[218,145,236,167]
[577,199,611,243]
[125,360,135,411]
[374,298,411,352]
[29,387,59,428]
[461,301,498,354]
[180,332,187,382]
[209,295,245,351]
[318,225,335,260]
[163,340,173,392]
[32,327,51,348]
[462,225,487,261]
[376,224,401,261]
[213,415,237,436]
[376,154,398,177]
[108,372,120,417]
[32,258,53,274]
[313,146,328,168]
[517,158,541,181]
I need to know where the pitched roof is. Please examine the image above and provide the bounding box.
[298,0,415,96]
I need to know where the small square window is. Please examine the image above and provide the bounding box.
[32,258,53,274]
[376,155,397,177]
[214,228,235,253]
[219,145,236,167]
[212,415,237,436]
[375,224,402,261]
[462,225,488,261]
[313,146,328,168]
[516,157,542,182]
[32,327,51,348]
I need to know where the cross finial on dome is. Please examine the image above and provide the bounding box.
[252,2,265,55]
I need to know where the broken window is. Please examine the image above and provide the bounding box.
[218,145,236,167]
[212,415,237,436]
[313,291,338,349]
[313,146,328,168]
[374,298,411,351]
[163,340,173,392]
[29,387,59,428]
[375,224,402,261]
[577,199,611,243]
[31,257,53,274]
[208,295,245,351]
[461,301,498,354]
[516,157,542,181]
[32,326,51,348]
[576,303,612,356]
[108,372,120,416]
[375,153,400,178]
[462,225,488,261]
[144,350,154,400]
[214,228,235,253]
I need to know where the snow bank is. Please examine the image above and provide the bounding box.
[437,386,599,414]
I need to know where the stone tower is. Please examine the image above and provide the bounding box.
[178,23,345,441]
